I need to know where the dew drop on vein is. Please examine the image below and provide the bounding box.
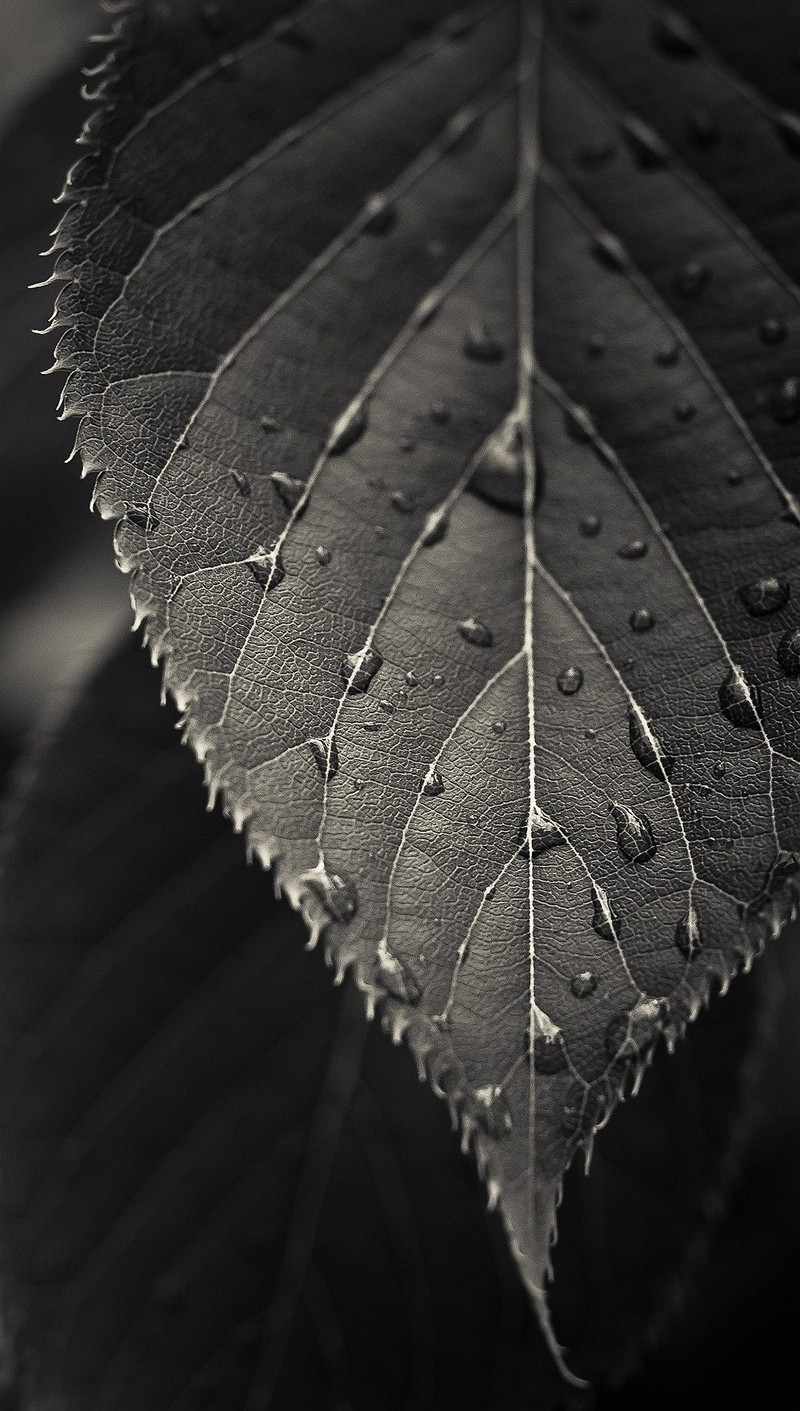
[270,471,306,510]
[619,114,669,169]
[628,707,674,781]
[308,735,338,779]
[651,12,701,58]
[610,803,657,863]
[341,646,383,694]
[718,667,762,728]
[591,230,630,272]
[419,765,444,797]
[362,192,397,234]
[248,545,284,591]
[329,400,369,454]
[517,811,566,858]
[469,416,524,511]
[531,1032,568,1074]
[376,951,421,1004]
[675,903,702,957]
[591,883,620,942]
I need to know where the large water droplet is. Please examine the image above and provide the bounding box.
[770,377,800,424]
[652,11,701,58]
[591,230,630,271]
[571,971,598,998]
[419,764,444,797]
[462,321,504,362]
[777,627,800,675]
[376,951,421,1003]
[341,646,383,694]
[308,735,338,780]
[719,667,762,729]
[591,883,619,942]
[557,665,583,695]
[738,575,790,616]
[532,1033,568,1074]
[458,616,494,647]
[307,867,358,923]
[760,316,788,345]
[675,903,702,957]
[362,192,397,234]
[329,400,368,454]
[629,607,655,632]
[610,803,657,863]
[620,114,669,168]
[618,537,648,559]
[517,809,566,858]
[773,110,800,158]
[628,707,674,781]
[469,416,524,510]
[673,260,710,297]
[270,471,306,510]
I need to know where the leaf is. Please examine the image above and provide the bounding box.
[0,637,777,1407]
[50,0,800,1365]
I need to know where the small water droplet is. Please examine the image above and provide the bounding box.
[462,321,504,362]
[405,671,419,688]
[617,537,648,559]
[571,970,598,998]
[532,1033,569,1074]
[675,903,702,957]
[469,415,524,510]
[307,868,358,924]
[378,699,395,714]
[773,110,800,158]
[590,883,619,942]
[374,524,387,539]
[491,719,507,736]
[308,735,338,779]
[352,778,365,792]
[580,514,602,537]
[719,667,762,729]
[432,673,445,687]
[399,436,416,454]
[738,575,790,616]
[610,803,657,863]
[591,230,630,271]
[429,400,450,424]
[563,404,597,442]
[341,646,383,694]
[627,707,674,781]
[759,316,788,345]
[419,764,444,797]
[652,11,701,58]
[362,719,382,733]
[586,331,607,358]
[585,727,597,741]
[260,414,281,433]
[629,607,655,632]
[673,260,710,297]
[770,376,800,423]
[557,665,583,695]
[270,471,306,510]
[376,951,421,1003]
[777,627,800,675]
[362,192,397,234]
[316,544,331,566]
[390,488,417,513]
[712,758,727,778]
[517,809,566,858]
[466,813,478,826]
[687,106,719,147]
[620,114,669,168]
[674,400,696,422]
[575,139,616,169]
[230,468,250,496]
[458,616,494,647]
[329,401,368,454]
[654,339,681,367]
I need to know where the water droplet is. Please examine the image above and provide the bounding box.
[415,290,442,328]
[627,707,674,781]
[307,868,358,924]
[759,316,788,345]
[458,616,494,647]
[675,903,702,957]
[673,260,710,297]
[629,607,655,632]
[673,400,696,422]
[466,813,478,826]
[719,667,762,729]
[532,1033,568,1074]
[248,545,284,591]
[591,230,630,271]
[585,727,597,741]
[329,400,368,454]
[580,514,602,537]
[469,415,524,510]
[620,114,669,168]
[432,673,445,687]
[652,11,701,58]
[341,646,383,694]
[770,376,800,423]
[738,575,790,616]
[563,404,597,442]
[687,106,719,147]
[315,544,331,566]
[230,468,250,496]
[586,331,607,358]
[777,627,800,675]
[610,803,657,863]
[363,719,382,733]
[491,719,507,736]
[571,971,598,998]
[352,778,365,792]
[374,524,387,539]
[376,950,421,1003]
[419,764,444,797]
[429,400,450,424]
[617,537,648,559]
[405,671,419,688]
[126,508,159,533]
[260,414,281,433]
[727,470,743,486]
[590,883,619,942]
[308,735,338,779]
[557,665,583,695]
[390,488,417,514]
[517,809,566,858]
[462,321,504,362]
[378,699,395,714]
[654,339,681,367]
[712,759,727,779]
[362,192,397,234]
[576,139,616,169]
[605,996,667,1062]
[421,507,449,546]
[773,110,800,158]
[270,471,306,510]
